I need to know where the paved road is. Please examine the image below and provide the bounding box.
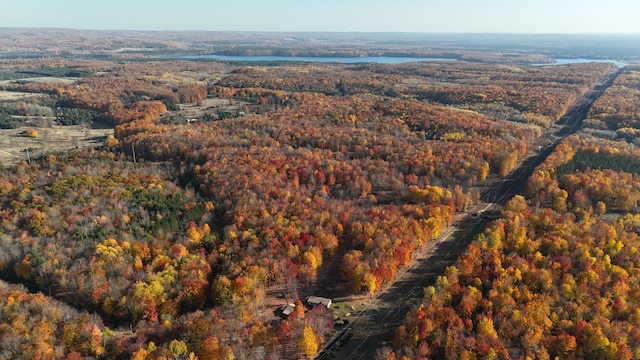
[330,68,621,360]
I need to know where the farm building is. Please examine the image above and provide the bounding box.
[306,296,331,308]
[281,303,296,317]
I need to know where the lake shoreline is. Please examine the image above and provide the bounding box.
[175,54,628,67]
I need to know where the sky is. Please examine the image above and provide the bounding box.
[1,0,639,33]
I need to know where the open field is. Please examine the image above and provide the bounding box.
[176,97,240,117]
[0,123,112,166]
[0,76,78,85]
[0,90,46,100]
[160,97,251,123]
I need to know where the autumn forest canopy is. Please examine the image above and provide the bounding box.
[0,30,639,359]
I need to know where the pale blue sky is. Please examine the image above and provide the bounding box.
[1,0,638,33]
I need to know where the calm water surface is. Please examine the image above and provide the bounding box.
[180,54,458,63]
[536,58,627,67]
[179,54,628,67]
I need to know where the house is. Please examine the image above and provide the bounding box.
[306,296,331,309]
[281,303,296,317]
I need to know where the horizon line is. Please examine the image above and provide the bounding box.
[1,27,640,36]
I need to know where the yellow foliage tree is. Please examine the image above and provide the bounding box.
[318,233,338,256]
[105,134,119,148]
[134,256,144,271]
[222,346,234,360]
[302,251,317,270]
[90,325,104,357]
[169,339,189,359]
[133,279,166,316]
[131,348,149,360]
[300,250,319,285]
[364,272,377,296]
[187,226,203,244]
[476,317,498,340]
[300,325,319,359]
[95,238,124,259]
[478,161,490,181]
[211,274,233,306]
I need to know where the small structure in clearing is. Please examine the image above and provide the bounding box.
[306,296,332,309]
[281,303,296,317]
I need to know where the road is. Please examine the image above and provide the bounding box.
[329,67,621,360]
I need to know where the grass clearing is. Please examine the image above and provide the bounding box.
[0,76,79,85]
[0,90,46,101]
[0,124,112,166]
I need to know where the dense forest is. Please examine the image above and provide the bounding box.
[385,66,640,360]
[0,54,629,359]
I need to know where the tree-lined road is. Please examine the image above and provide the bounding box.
[331,67,622,360]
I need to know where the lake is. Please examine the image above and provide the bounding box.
[179,54,458,64]
[179,54,628,67]
[535,58,628,67]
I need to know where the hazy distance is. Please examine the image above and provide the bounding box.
[2,0,640,33]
